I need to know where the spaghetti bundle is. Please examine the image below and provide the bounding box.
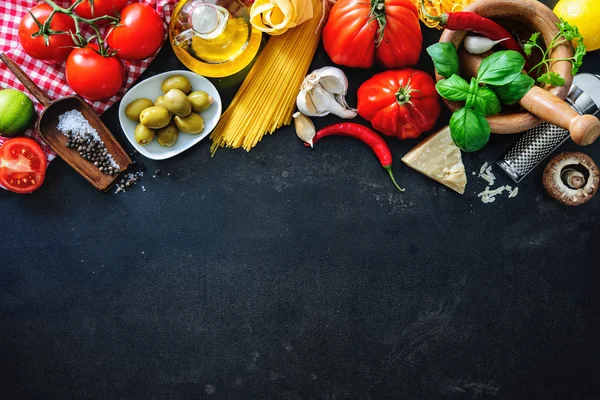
[416,0,476,29]
[210,0,323,154]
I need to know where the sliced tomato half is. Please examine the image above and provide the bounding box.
[0,137,47,194]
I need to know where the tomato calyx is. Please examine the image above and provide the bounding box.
[395,74,419,107]
[368,0,387,47]
[31,0,120,50]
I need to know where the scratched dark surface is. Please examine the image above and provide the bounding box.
[1,0,600,399]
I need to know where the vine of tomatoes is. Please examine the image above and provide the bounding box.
[18,0,165,101]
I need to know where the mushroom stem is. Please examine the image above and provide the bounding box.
[561,168,586,189]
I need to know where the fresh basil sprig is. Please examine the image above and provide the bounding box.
[426,42,459,79]
[427,42,533,153]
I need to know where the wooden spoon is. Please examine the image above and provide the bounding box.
[0,53,132,191]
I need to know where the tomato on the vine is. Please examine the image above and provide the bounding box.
[0,137,47,194]
[65,44,125,101]
[106,3,164,61]
[18,4,77,64]
[71,0,128,21]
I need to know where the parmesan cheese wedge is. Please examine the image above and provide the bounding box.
[401,126,467,194]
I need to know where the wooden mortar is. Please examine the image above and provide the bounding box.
[436,0,574,135]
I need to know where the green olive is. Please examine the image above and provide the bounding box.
[174,113,204,134]
[154,95,167,108]
[188,90,213,113]
[125,98,154,122]
[134,123,155,145]
[139,106,171,129]
[161,75,192,94]
[163,89,192,117]
[156,122,179,147]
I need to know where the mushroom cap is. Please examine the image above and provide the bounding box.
[542,152,599,206]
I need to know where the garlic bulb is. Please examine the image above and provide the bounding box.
[464,36,509,55]
[296,66,357,119]
[293,112,316,147]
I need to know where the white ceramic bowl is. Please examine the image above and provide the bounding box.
[118,70,222,160]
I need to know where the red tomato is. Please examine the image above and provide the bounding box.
[18,4,77,64]
[322,0,422,69]
[65,44,125,101]
[0,137,47,194]
[106,3,164,61]
[71,0,128,21]
[357,69,441,140]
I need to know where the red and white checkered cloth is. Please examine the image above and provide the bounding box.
[0,0,176,166]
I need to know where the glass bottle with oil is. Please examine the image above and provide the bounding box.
[169,0,263,79]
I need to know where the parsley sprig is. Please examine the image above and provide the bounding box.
[525,18,586,87]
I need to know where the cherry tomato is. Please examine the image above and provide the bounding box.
[18,4,77,64]
[106,3,164,61]
[71,0,128,22]
[65,44,125,101]
[0,137,47,194]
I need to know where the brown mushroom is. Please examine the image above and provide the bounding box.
[542,152,599,206]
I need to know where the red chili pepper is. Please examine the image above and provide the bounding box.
[420,1,525,57]
[305,123,404,191]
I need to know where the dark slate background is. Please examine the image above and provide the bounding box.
[1,0,599,398]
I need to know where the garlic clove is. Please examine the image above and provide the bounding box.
[296,90,327,117]
[293,111,316,147]
[464,36,509,55]
[312,66,349,95]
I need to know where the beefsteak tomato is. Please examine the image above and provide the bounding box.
[72,0,128,22]
[357,69,441,140]
[0,137,47,194]
[18,4,77,64]
[322,0,422,69]
[106,3,164,61]
[65,44,125,101]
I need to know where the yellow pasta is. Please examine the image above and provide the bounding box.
[210,0,322,154]
[415,0,476,29]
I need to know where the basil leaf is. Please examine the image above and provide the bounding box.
[435,75,470,101]
[449,107,491,152]
[490,73,535,105]
[472,86,501,116]
[476,50,526,86]
[426,42,459,79]
[465,78,478,108]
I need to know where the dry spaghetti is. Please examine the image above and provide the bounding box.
[416,0,475,29]
[210,0,323,154]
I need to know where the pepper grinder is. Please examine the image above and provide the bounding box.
[497,73,600,183]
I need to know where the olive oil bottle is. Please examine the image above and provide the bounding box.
[169,0,263,78]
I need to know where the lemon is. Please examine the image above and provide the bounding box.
[554,0,600,52]
[0,89,35,137]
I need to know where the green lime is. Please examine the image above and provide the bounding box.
[0,89,35,137]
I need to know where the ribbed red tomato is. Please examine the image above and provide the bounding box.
[357,69,441,140]
[322,0,422,69]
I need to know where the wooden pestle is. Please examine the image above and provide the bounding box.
[460,55,600,146]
